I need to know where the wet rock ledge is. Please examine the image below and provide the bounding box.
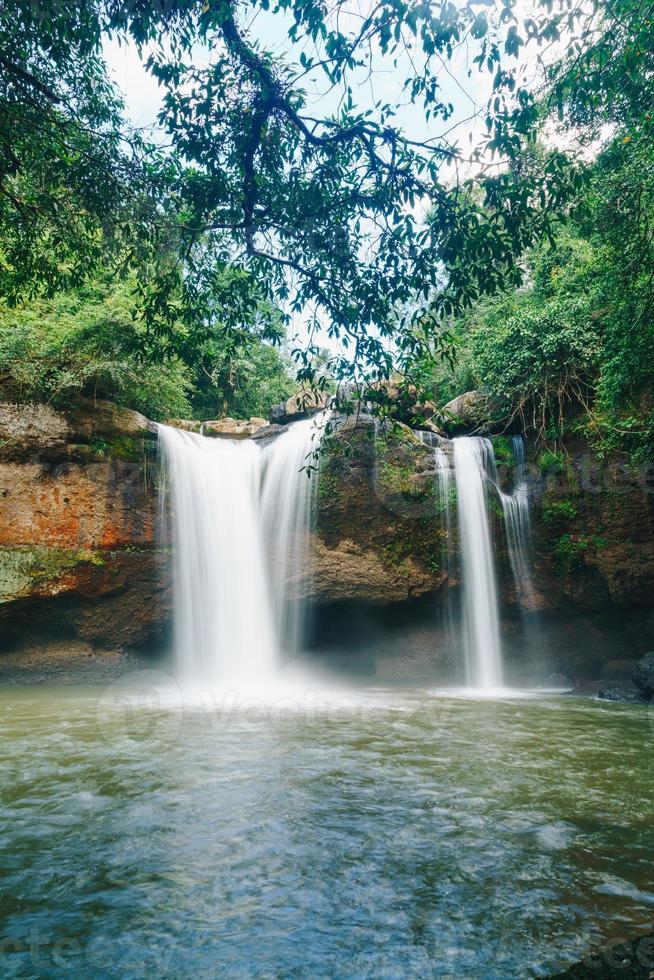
[549,929,654,978]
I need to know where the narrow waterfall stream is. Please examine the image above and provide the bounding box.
[453,437,504,690]
[158,417,325,684]
[499,435,537,609]
[419,433,536,691]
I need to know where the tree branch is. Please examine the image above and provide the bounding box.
[0,55,62,103]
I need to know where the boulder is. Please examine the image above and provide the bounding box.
[164,419,202,433]
[632,652,654,698]
[65,400,157,441]
[310,537,446,604]
[440,390,506,435]
[203,417,269,439]
[547,671,573,689]
[0,399,157,463]
[0,402,69,460]
[0,548,171,650]
[269,390,328,425]
[252,423,286,447]
[365,375,439,426]
[0,639,150,685]
[599,658,639,682]
[312,419,449,604]
[419,417,447,437]
[598,684,647,704]
[550,929,654,978]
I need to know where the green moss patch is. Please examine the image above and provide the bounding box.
[552,533,607,575]
[0,547,105,603]
[542,500,579,525]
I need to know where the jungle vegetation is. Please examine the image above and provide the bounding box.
[0,0,652,436]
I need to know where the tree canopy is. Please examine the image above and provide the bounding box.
[408,131,654,458]
[400,0,654,455]
[0,1,586,369]
[0,0,653,434]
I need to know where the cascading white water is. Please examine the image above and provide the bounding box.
[261,413,328,656]
[158,425,277,683]
[158,416,327,684]
[453,437,504,690]
[409,430,539,689]
[499,436,536,609]
[416,432,453,528]
[434,445,453,550]
[159,413,530,692]
[417,431,457,645]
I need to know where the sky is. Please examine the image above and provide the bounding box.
[104,10,502,152]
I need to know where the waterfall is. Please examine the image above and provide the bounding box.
[399,430,538,690]
[453,437,504,690]
[417,432,457,647]
[499,436,536,609]
[158,426,277,683]
[416,433,453,529]
[261,414,327,656]
[158,412,532,692]
[158,416,326,683]
[421,433,535,690]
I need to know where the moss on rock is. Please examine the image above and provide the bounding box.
[314,418,449,602]
[0,546,106,603]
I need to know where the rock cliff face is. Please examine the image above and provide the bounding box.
[313,419,654,612]
[313,418,448,603]
[528,441,654,612]
[0,401,653,682]
[0,401,170,651]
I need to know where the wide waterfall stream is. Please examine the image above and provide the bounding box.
[158,416,327,684]
[157,427,278,683]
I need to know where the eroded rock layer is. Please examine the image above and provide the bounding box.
[0,400,170,651]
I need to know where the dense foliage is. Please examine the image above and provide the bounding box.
[402,0,654,455]
[0,0,652,446]
[410,133,654,456]
[0,0,592,382]
[0,281,294,420]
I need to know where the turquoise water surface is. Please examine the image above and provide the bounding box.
[0,683,652,978]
